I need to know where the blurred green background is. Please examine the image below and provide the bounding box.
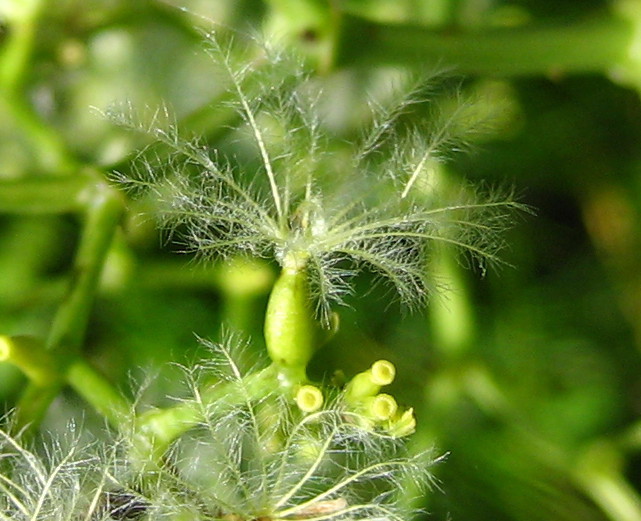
[2,1,641,520]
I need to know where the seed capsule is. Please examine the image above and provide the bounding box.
[264,260,315,369]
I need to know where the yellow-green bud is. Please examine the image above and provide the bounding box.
[344,359,396,402]
[295,385,324,413]
[371,360,396,385]
[387,407,416,437]
[367,393,398,421]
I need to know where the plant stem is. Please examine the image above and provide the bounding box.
[0,175,94,214]
[580,472,641,521]
[12,384,63,431]
[13,177,123,431]
[212,257,274,338]
[0,0,46,95]
[0,218,59,305]
[428,245,475,359]
[0,336,60,386]
[336,10,635,78]
[66,359,132,430]
[573,441,641,521]
[45,180,123,351]
[131,364,279,469]
[0,94,77,175]
[0,0,77,174]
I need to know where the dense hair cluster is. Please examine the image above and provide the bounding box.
[0,341,438,520]
[109,33,523,324]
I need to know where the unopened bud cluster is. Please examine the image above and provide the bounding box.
[343,360,416,436]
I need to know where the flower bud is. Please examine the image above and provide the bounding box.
[371,360,396,386]
[387,407,416,437]
[367,393,398,421]
[295,384,324,413]
[344,359,396,402]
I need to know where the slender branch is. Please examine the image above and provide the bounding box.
[0,176,94,214]
[130,364,279,469]
[573,441,641,521]
[0,336,60,386]
[0,0,77,175]
[12,178,123,432]
[336,9,636,79]
[0,0,46,95]
[45,179,123,351]
[0,95,77,175]
[66,359,132,431]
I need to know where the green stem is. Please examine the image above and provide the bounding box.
[580,472,641,521]
[0,0,77,174]
[14,178,123,431]
[131,364,279,469]
[336,9,635,78]
[0,219,60,305]
[0,0,46,95]
[0,175,94,214]
[0,94,77,175]
[12,384,63,431]
[0,336,61,386]
[1,335,133,432]
[46,180,123,351]
[428,245,475,359]
[573,441,641,521]
[217,257,274,336]
[66,359,132,430]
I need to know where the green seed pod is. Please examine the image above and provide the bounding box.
[264,261,316,369]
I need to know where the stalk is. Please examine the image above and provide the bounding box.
[216,257,274,337]
[0,0,46,95]
[0,175,94,214]
[573,441,641,521]
[0,0,77,174]
[130,255,320,468]
[0,336,60,386]
[13,179,123,432]
[0,219,59,305]
[336,10,636,79]
[66,360,132,430]
[130,364,278,470]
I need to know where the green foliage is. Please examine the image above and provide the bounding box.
[107,35,521,323]
[0,343,437,521]
[2,1,641,521]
